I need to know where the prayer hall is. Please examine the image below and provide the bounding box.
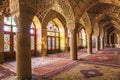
[0,0,120,80]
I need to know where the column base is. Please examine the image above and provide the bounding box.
[70,56,78,60]
[42,49,48,57]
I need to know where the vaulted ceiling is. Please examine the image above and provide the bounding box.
[0,0,120,35]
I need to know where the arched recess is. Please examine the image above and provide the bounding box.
[77,27,87,49]
[92,23,100,48]
[42,9,66,55]
[46,18,65,54]
[2,15,41,60]
[91,11,120,47]
[42,9,66,29]
[32,16,42,56]
[53,18,65,52]
[109,30,119,47]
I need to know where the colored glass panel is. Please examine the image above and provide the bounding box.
[52,37,55,49]
[4,34,10,51]
[47,32,50,35]
[47,21,60,51]
[56,33,59,36]
[31,36,35,50]
[54,26,59,32]
[4,17,11,25]
[30,23,35,34]
[48,37,51,50]
[56,38,59,49]
[3,25,11,32]
[47,21,58,32]
[51,32,55,36]
[11,18,16,25]
[30,23,34,28]
[13,26,17,32]
[30,29,35,34]
[14,35,16,51]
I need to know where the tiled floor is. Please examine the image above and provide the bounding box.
[1,48,120,80]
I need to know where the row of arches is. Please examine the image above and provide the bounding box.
[0,0,119,79]
[1,16,87,60]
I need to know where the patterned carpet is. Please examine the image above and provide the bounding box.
[1,48,120,80]
[80,48,120,65]
[52,62,120,80]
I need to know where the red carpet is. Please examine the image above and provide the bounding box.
[1,48,120,80]
[0,66,15,79]
[81,48,120,65]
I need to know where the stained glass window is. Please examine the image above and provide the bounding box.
[4,34,10,52]
[56,33,59,36]
[14,35,16,51]
[30,22,35,34]
[52,37,55,49]
[3,16,36,57]
[3,25,11,32]
[30,29,34,34]
[31,36,35,50]
[47,21,60,51]
[56,38,59,49]
[30,22,35,51]
[47,21,59,32]
[4,17,12,25]
[4,16,17,52]
[12,26,17,32]
[48,37,51,50]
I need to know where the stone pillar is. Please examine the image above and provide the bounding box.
[0,16,4,63]
[16,20,32,79]
[87,34,92,54]
[96,36,100,51]
[41,28,47,56]
[101,37,104,49]
[70,30,77,60]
